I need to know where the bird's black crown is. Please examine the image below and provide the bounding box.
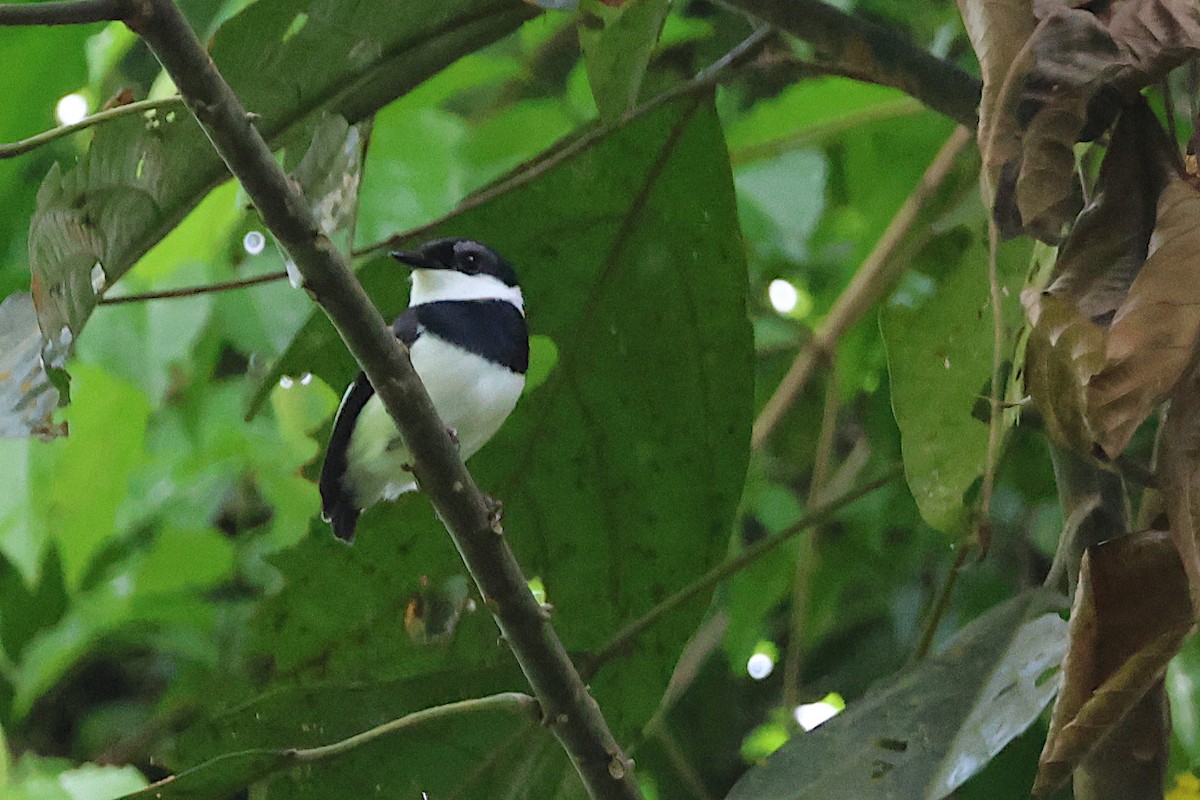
[391,238,520,287]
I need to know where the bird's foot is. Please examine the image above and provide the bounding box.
[484,495,504,535]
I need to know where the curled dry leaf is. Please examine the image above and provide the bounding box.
[1034,531,1193,796]
[1088,178,1200,458]
[955,0,1036,195]
[1159,368,1200,612]
[984,0,1200,241]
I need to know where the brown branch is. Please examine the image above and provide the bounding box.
[723,0,981,127]
[125,1,640,798]
[751,124,973,448]
[586,467,902,674]
[0,0,130,25]
[97,270,287,305]
[0,97,183,159]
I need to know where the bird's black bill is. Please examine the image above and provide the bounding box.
[390,250,440,270]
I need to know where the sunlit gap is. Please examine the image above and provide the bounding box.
[55,93,89,126]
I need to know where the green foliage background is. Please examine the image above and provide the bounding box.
[2,0,1191,799]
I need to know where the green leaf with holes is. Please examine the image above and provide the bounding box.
[727,590,1068,800]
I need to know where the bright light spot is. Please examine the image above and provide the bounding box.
[243,230,266,255]
[279,375,295,389]
[90,262,106,294]
[747,652,775,680]
[768,279,799,314]
[55,93,89,126]
[286,258,303,288]
[794,696,843,731]
[300,372,313,386]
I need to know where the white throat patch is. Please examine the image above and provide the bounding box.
[409,269,524,312]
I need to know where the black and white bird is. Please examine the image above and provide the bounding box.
[319,238,529,542]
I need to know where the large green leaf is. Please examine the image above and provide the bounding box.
[174,96,751,796]
[726,590,1068,800]
[881,227,1029,535]
[26,0,534,345]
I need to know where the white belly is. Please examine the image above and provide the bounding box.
[345,333,525,506]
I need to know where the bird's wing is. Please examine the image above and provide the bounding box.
[319,308,422,542]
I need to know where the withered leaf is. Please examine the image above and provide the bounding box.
[1022,289,1106,452]
[956,0,1036,195]
[1088,178,1200,458]
[986,0,1200,242]
[1034,531,1193,796]
[1159,368,1200,612]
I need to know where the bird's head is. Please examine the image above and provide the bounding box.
[392,238,523,312]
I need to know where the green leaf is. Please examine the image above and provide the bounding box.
[38,363,150,589]
[179,96,752,792]
[578,0,670,123]
[726,590,1068,800]
[5,757,147,800]
[28,0,534,345]
[881,229,1029,534]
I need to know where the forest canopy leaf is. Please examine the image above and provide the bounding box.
[726,590,1068,800]
[175,97,752,794]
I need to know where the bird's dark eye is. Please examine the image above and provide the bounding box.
[461,252,479,272]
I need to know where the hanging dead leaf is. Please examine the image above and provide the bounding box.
[985,1,1200,241]
[956,0,1037,195]
[1158,369,1200,612]
[1034,530,1193,796]
[1042,101,1171,324]
[1088,178,1200,458]
[1022,290,1106,452]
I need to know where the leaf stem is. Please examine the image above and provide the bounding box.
[294,692,538,762]
[751,124,972,449]
[97,270,288,305]
[0,0,131,25]
[0,97,184,159]
[912,542,971,661]
[587,467,901,674]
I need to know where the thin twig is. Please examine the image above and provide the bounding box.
[912,543,972,661]
[354,25,774,257]
[0,97,184,159]
[0,0,130,25]
[586,467,902,674]
[98,270,287,305]
[977,216,1005,555]
[782,361,839,712]
[127,1,642,796]
[751,124,973,449]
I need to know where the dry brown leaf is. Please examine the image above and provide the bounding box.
[1088,178,1200,458]
[1023,289,1106,452]
[1043,101,1171,323]
[1158,368,1200,612]
[957,0,1037,193]
[988,0,1200,241]
[1034,531,1193,796]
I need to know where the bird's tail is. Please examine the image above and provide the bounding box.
[326,502,361,543]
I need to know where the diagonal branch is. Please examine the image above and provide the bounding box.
[752,124,973,448]
[723,0,981,127]
[123,1,641,798]
[0,0,130,25]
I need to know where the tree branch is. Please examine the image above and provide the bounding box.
[0,97,183,159]
[97,270,287,305]
[752,124,973,448]
[124,1,641,798]
[722,0,981,127]
[0,0,130,25]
